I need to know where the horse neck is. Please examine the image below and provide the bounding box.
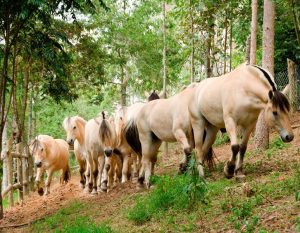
[76,119,86,146]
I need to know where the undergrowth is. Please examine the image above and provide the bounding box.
[127,155,209,224]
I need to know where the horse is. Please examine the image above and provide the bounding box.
[63,116,87,188]
[29,135,71,196]
[113,90,160,184]
[188,64,294,179]
[84,111,118,194]
[124,85,213,188]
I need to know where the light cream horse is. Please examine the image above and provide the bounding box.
[30,135,71,196]
[63,116,87,188]
[85,112,118,194]
[189,64,294,179]
[124,86,214,188]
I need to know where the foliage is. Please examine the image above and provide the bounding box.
[265,137,288,158]
[214,132,230,146]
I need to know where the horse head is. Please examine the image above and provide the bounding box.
[30,137,47,168]
[63,116,85,146]
[264,90,294,142]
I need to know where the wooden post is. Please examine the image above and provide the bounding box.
[22,143,29,195]
[16,143,23,202]
[7,140,14,207]
[287,58,297,112]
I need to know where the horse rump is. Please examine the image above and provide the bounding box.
[125,121,142,157]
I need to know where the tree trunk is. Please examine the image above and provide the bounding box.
[190,0,195,83]
[229,21,233,71]
[250,0,258,65]
[254,0,275,150]
[245,36,251,63]
[223,14,228,74]
[287,58,297,112]
[2,122,8,192]
[162,1,168,156]
[289,0,300,46]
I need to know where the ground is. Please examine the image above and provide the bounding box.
[1,114,300,233]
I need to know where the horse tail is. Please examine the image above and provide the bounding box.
[203,129,216,170]
[63,165,71,183]
[125,120,142,157]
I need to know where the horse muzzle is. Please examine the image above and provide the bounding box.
[67,139,74,146]
[104,149,113,157]
[35,161,42,168]
[280,131,294,143]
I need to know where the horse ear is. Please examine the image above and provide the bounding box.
[268,90,273,100]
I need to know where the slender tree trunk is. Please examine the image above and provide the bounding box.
[229,21,233,71]
[254,0,275,150]
[162,1,168,156]
[2,122,8,192]
[250,0,258,65]
[224,14,228,74]
[287,58,296,112]
[245,36,251,63]
[190,0,195,83]
[289,0,300,46]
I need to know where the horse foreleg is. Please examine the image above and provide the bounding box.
[224,117,239,178]
[35,167,45,196]
[84,153,93,193]
[234,123,255,179]
[97,155,105,192]
[121,155,129,183]
[132,153,139,178]
[44,169,54,196]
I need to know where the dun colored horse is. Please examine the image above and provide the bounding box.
[63,116,87,188]
[30,135,71,196]
[85,112,118,194]
[124,86,210,188]
[189,64,294,179]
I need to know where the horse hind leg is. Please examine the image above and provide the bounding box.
[174,129,192,174]
[84,154,93,193]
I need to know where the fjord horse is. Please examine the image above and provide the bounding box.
[124,85,214,188]
[30,135,70,195]
[113,90,160,183]
[189,64,294,179]
[63,116,87,188]
[84,112,117,194]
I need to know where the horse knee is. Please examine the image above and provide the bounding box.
[93,169,99,178]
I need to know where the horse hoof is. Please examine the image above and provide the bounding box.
[91,189,98,195]
[235,174,246,182]
[136,183,145,190]
[224,162,235,179]
[38,188,44,196]
[83,187,90,194]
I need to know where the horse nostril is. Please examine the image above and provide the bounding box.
[286,134,294,142]
[67,139,74,146]
[104,149,113,157]
[35,162,42,168]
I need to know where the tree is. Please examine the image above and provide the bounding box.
[254,0,275,149]
[250,0,258,65]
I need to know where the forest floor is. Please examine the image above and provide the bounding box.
[1,114,300,233]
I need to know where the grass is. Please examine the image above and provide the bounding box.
[3,190,18,209]
[214,132,230,147]
[32,201,114,233]
[265,137,289,158]
[127,156,209,225]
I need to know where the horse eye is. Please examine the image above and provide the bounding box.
[73,126,76,130]
[273,111,278,116]
[41,148,44,152]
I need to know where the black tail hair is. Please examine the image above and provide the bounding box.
[125,121,142,157]
[63,165,71,183]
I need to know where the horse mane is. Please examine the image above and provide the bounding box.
[75,116,87,126]
[30,137,42,154]
[251,65,290,112]
[252,65,276,91]
[271,90,290,112]
[148,90,160,101]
